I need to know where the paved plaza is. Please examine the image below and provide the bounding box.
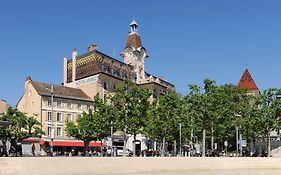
[1,157,281,175]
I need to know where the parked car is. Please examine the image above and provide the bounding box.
[116,147,133,156]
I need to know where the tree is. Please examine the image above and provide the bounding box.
[186,80,252,156]
[0,107,44,156]
[66,94,113,156]
[256,88,281,157]
[110,80,151,157]
[145,91,182,156]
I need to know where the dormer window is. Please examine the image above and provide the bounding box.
[111,61,115,66]
[112,69,119,76]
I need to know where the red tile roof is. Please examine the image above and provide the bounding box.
[238,69,259,91]
[126,33,143,49]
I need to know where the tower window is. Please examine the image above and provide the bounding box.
[103,81,108,90]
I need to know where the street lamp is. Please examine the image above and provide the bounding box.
[179,122,182,157]
[46,85,54,156]
[110,121,114,157]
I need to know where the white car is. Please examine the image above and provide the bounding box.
[117,147,133,156]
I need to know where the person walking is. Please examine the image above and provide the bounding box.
[31,143,35,156]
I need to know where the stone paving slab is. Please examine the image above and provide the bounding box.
[1,157,281,175]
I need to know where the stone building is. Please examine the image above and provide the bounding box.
[17,20,174,155]
[62,20,174,154]
[63,20,174,100]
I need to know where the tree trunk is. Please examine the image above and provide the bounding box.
[211,123,214,150]
[100,139,103,157]
[267,129,271,157]
[202,129,206,157]
[123,127,127,157]
[133,134,136,157]
[173,140,177,157]
[84,141,89,157]
[161,137,165,157]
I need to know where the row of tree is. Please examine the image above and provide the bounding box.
[1,79,280,157]
[66,79,281,157]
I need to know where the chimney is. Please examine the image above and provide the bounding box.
[63,57,68,85]
[88,44,98,52]
[72,49,77,82]
[25,76,32,94]
[25,76,32,82]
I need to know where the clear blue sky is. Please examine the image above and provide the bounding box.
[1,0,281,106]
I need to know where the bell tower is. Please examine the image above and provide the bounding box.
[121,20,148,84]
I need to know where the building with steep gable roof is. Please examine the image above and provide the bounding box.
[238,68,260,96]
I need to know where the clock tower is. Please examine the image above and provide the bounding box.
[121,20,148,84]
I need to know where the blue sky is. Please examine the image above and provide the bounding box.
[1,0,281,106]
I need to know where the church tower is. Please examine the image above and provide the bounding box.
[238,68,259,96]
[121,20,148,84]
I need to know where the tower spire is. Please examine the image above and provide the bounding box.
[238,68,259,91]
[130,19,138,33]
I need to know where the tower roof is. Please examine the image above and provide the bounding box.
[126,33,143,49]
[126,20,143,49]
[237,69,259,91]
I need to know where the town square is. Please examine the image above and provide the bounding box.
[1,1,281,174]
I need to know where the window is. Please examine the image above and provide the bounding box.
[57,127,62,137]
[77,101,82,110]
[103,82,108,90]
[112,68,119,76]
[113,84,116,91]
[67,113,72,121]
[153,89,158,98]
[86,103,90,111]
[67,100,72,109]
[57,99,62,108]
[47,98,52,107]
[111,60,115,65]
[57,113,62,122]
[28,91,32,97]
[47,127,51,136]
[77,114,82,118]
[121,72,127,79]
[31,102,34,108]
[102,64,108,73]
[47,112,52,121]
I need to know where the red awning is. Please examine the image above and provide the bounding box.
[46,141,105,147]
[23,138,106,147]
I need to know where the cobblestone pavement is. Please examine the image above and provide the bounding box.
[1,157,281,175]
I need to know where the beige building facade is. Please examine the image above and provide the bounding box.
[0,99,9,115]
[17,77,93,143]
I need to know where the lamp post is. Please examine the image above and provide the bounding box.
[179,122,182,157]
[110,121,114,157]
[47,85,54,156]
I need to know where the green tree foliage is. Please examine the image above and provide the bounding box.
[110,80,151,156]
[256,88,281,156]
[186,80,252,156]
[65,94,113,156]
[145,91,182,156]
[0,107,44,156]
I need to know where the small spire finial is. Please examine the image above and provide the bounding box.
[130,18,138,33]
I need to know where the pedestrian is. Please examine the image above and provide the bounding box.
[31,143,35,156]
